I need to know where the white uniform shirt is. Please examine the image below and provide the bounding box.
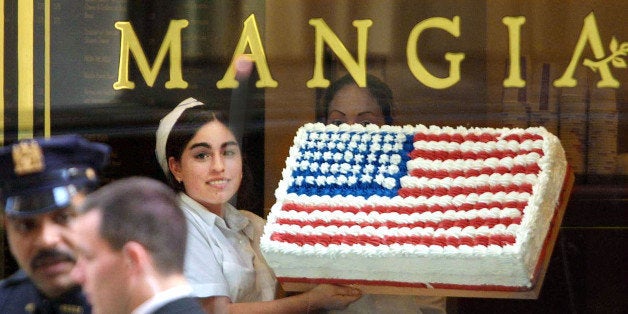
[179,193,276,302]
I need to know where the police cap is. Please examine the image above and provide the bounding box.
[0,135,110,217]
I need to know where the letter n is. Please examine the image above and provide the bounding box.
[307,19,373,88]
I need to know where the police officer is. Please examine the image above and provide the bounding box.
[0,135,110,314]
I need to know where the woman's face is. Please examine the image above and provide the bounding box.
[327,83,385,126]
[169,120,242,214]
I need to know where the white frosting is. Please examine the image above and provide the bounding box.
[400,173,538,191]
[412,139,542,153]
[262,123,567,288]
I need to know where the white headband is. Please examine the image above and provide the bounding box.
[155,97,205,177]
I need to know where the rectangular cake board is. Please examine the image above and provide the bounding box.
[280,169,575,300]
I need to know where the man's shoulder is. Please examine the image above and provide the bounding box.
[0,272,91,314]
[0,271,40,311]
[153,297,205,314]
[0,270,31,290]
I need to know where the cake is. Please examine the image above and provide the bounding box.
[260,122,569,292]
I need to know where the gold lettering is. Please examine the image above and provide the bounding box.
[502,16,526,88]
[17,0,34,140]
[554,12,618,88]
[407,16,464,89]
[113,20,189,90]
[306,19,373,88]
[217,14,277,89]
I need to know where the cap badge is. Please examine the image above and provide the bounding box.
[24,302,35,313]
[85,167,96,180]
[12,141,45,175]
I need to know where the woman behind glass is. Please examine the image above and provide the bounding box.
[318,73,394,126]
[320,75,447,314]
[155,97,361,313]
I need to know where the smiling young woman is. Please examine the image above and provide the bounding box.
[155,97,362,314]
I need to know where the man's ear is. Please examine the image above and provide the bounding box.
[122,241,151,275]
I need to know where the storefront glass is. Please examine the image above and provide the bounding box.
[1,1,625,311]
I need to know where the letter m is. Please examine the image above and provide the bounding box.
[113,20,189,90]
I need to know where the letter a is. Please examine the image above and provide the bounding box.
[217,14,277,89]
[554,12,619,88]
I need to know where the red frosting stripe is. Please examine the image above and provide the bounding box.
[412,132,543,144]
[269,232,517,247]
[280,201,528,215]
[502,133,544,141]
[413,132,502,143]
[409,163,540,178]
[274,216,522,230]
[398,183,533,198]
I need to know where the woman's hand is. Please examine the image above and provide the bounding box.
[305,284,362,311]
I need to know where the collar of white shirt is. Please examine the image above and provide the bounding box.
[132,284,194,314]
[179,193,249,232]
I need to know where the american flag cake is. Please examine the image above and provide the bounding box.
[260,122,568,291]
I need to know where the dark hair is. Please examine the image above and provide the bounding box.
[317,74,394,124]
[164,105,230,191]
[78,176,186,274]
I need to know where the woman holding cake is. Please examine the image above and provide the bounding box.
[155,97,362,313]
[318,73,394,126]
[319,75,447,314]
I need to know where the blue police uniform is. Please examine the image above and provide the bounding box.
[0,135,110,314]
[0,270,88,314]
